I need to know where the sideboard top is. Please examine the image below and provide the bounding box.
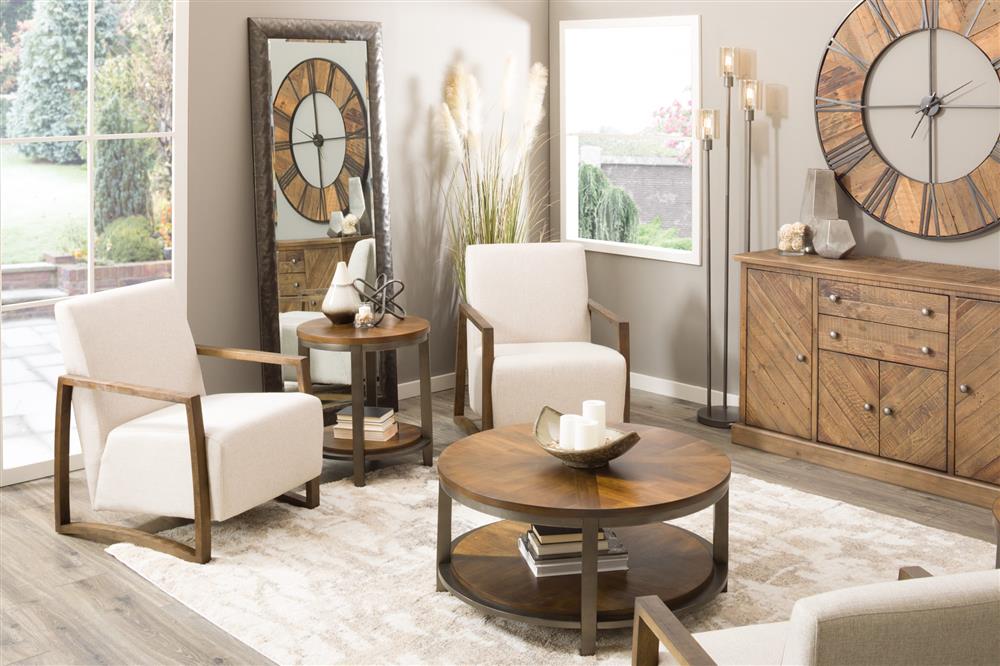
[735,250,1000,299]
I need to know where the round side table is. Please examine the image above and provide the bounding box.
[297,316,432,487]
[435,423,731,656]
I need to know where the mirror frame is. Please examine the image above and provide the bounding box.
[247,17,396,405]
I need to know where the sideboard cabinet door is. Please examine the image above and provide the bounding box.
[879,361,947,471]
[818,350,879,454]
[954,298,1000,483]
[744,269,813,439]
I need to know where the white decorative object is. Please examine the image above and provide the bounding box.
[778,222,809,256]
[321,261,360,325]
[354,302,375,328]
[328,211,344,237]
[582,400,606,436]
[341,213,359,235]
[813,218,857,259]
[558,414,580,450]
[348,176,366,220]
[573,417,601,451]
[798,168,839,249]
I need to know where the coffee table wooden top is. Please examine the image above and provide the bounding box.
[438,423,730,521]
[297,315,429,347]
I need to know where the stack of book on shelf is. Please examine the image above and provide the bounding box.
[517,524,628,578]
[333,406,398,441]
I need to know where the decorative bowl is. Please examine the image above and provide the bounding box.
[532,406,640,469]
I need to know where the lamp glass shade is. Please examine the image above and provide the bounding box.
[696,109,720,140]
[719,46,737,77]
[740,79,762,111]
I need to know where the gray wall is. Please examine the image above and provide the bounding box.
[187,0,549,392]
[549,0,1000,395]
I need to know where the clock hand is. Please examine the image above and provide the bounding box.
[913,80,973,112]
[291,134,351,147]
[910,110,928,139]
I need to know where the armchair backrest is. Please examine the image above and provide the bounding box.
[55,280,206,502]
[465,243,591,344]
[781,569,1000,665]
[348,238,376,286]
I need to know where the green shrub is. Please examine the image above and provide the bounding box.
[635,219,693,251]
[577,163,638,243]
[94,96,152,232]
[98,216,163,263]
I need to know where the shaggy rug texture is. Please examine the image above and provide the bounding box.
[108,465,995,665]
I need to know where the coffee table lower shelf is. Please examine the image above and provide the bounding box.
[437,520,727,628]
[323,422,430,460]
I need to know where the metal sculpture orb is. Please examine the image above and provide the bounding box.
[353,273,406,326]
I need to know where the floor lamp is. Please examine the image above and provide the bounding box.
[698,47,742,429]
[695,109,724,428]
[741,79,762,253]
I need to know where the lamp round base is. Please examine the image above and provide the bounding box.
[696,405,740,429]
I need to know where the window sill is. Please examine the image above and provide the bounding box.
[564,237,701,266]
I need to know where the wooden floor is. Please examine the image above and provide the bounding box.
[1,388,995,665]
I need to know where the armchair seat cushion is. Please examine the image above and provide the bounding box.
[470,341,626,427]
[95,392,323,521]
[659,622,790,666]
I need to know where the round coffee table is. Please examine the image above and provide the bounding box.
[297,316,432,487]
[435,423,731,656]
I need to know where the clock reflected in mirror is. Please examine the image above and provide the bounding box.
[816,0,1000,239]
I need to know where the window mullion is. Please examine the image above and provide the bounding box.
[86,0,96,295]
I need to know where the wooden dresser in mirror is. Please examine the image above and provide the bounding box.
[277,236,373,313]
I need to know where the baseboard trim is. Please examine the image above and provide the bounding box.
[629,371,739,407]
[398,372,456,400]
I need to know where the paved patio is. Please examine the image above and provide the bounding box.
[2,314,80,470]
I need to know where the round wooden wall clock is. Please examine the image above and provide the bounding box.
[272,58,369,223]
[816,0,1000,238]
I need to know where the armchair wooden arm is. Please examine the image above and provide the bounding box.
[588,298,631,421]
[454,302,495,432]
[633,595,715,666]
[898,566,934,580]
[54,374,212,563]
[196,344,311,393]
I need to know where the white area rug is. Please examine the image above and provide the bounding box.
[108,465,995,665]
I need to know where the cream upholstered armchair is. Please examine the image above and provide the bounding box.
[54,280,323,564]
[454,243,629,430]
[632,567,1000,666]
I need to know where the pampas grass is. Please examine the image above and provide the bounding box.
[436,59,549,299]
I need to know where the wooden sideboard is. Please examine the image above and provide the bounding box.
[276,235,372,313]
[733,251,1000,507]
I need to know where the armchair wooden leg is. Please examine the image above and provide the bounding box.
[277,476,321,509]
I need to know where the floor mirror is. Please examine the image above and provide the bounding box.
[248,18,397,416]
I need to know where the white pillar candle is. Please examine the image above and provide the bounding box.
[574,418,601,451]
[582,400,606,436]
[559,414,580,450]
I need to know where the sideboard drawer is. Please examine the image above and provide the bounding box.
[818,279,948,332]
[278,273,306,297]
[302,290,326,312]
[278,249,305,273]
[278,297,302,313]
[818,314,948,370]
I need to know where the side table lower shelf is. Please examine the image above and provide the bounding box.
[437,520,727,628]
[323,422,431,460]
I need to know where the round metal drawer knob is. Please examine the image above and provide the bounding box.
[828,294,840,303]
[920,346,931,355]
[921,307,932,316]
[863,403,873,412]
[959,384,970,394]
[293,282,300,288]
[883,406,894,416]
[796,353,806,362]
[290,257,298,264]
[829,331,840,339]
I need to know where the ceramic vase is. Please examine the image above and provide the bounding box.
[798,168,838,251]
[813,218,856,259]
[322,261,360,325]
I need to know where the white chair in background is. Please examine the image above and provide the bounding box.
[54,280,323,563]
[279,238,376,389]
[454,242,629,430]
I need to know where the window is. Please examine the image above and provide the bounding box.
[560,16,701,264]
[0,0,187,485]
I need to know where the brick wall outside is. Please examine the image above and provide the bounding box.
[2,260,171,314]
[599,159,693,238]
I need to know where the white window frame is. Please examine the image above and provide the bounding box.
[559,15,702,266]
[0,0,188,486]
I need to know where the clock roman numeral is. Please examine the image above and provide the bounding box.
[866,0,901,40]
[278,166,298,189]
[274,140,291,152]
[323,62,335,95]
[334,178,349,210]
[274,107,292,124]
[991,142,1000,164]
[964,0,987,36]
[307,60,316,92]
[815,97,863,112]
[827,38,869,72]
[826,133,872,174]
[339,89,356,112]
[919,182,940,236]
[862,167,898,219]
[919,0,938,29]
[965,176,997,228]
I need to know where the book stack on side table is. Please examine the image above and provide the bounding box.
[333,406,398,441]
[517,524,628,577]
